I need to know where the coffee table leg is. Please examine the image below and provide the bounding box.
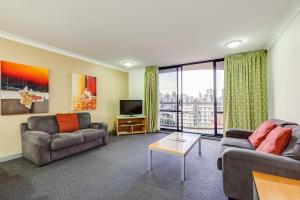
[198,138,201,155]
[148,149,152,171]
[181,156,185,181]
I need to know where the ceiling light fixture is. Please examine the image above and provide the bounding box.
[122,61,135,68]
[225,40,242,48]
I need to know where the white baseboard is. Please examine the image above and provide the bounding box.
[0,153,23,163]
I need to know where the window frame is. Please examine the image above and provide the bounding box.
[159,58,224,137]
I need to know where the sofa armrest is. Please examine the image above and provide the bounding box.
[23,131,50,145]
[225,128,253,139]
[222,148,300,200]
[90,122,108,144]
[20,123,30,134]
[22,131,51,166]
[90,122,108,131]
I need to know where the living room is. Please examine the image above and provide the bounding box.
[0,0,300,200]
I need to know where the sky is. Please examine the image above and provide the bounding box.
[159,70,224,98]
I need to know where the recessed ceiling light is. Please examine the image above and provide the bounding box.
[122,61,135,68]
[225,40,242,48]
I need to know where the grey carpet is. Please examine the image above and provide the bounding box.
[0,133,226,200]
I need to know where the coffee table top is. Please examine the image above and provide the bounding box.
[148,132,201,157]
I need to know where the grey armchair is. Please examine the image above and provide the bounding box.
[218,120,300,200]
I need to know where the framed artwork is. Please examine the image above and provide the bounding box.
[0,61,49,115]
[71,73,97,111]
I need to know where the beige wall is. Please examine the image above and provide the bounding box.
[268,12,300,123]
[0,38,128,158]
[128,68,145,112]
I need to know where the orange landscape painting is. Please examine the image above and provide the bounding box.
[0,61,49,115]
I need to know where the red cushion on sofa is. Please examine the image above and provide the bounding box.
[56,113,80,133]
[256,126,292,155]
[248,121,277,148]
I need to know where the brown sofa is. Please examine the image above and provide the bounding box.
[21,112,108,166]
[218,119,300,200]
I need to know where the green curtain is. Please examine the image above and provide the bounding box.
[144,66,159,133]
[224,50,268,131]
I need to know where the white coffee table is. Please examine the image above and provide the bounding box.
[148,132,201,181]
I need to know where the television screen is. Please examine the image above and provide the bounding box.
[120,100,142,115]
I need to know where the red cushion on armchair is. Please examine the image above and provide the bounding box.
[256,126,292,155]
[248,121,277,148]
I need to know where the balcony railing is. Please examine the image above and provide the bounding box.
[159,102,224,135]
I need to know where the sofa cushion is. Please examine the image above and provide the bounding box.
[50,133,84,151]
[256,126,292,155]
[75,129,105,142]
[221,138,254,150]
[248,121,277,148]
[77,113,91,129]
[28,115,59,134]
[56,113,80,132]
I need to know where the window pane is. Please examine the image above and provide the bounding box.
[159,68,178,111]
[182,62,214,134]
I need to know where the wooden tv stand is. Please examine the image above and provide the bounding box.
[116,115,147,136]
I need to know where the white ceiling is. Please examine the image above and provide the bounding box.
[0,0,295,71]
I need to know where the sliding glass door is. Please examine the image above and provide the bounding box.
[182,62,214,134]
[159,59,224,136]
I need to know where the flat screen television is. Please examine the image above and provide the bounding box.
[120,100,142,116]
